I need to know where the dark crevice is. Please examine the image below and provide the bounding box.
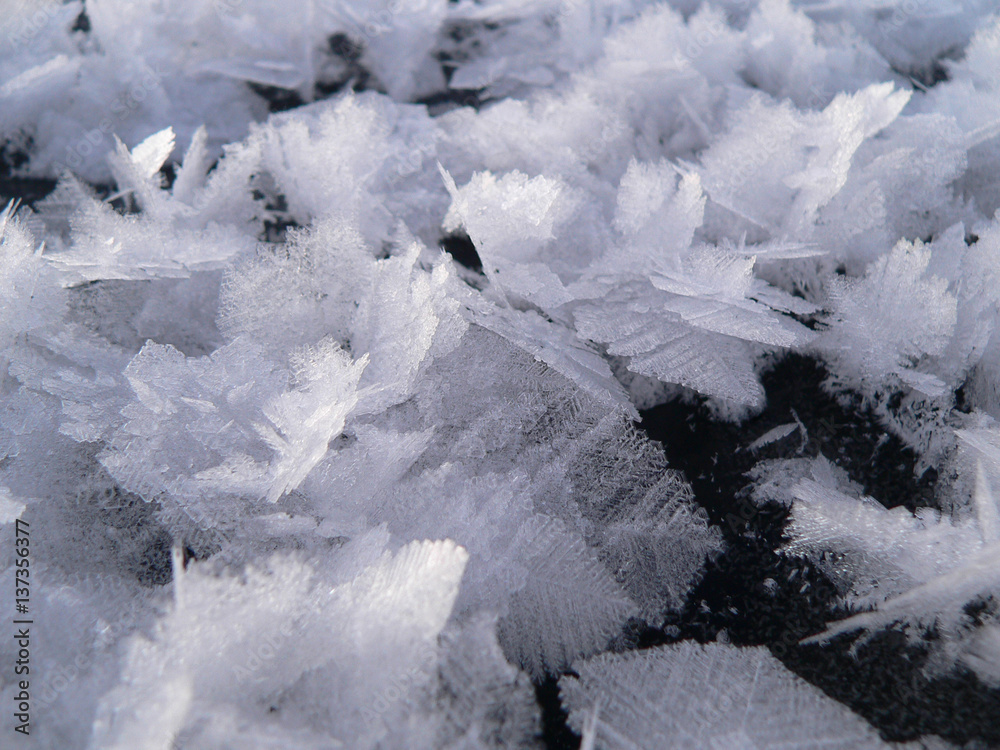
[892,58,951,91]
[1,138,58,207]
[107,190,141,215]
[0,175,58,208]
[248,83,307,113]
[135,530,174,587]
[329,32,364,63]
[72,474,177,588]
[535,677,580,750]
[327,33,369,83]
[440,231,483,273]
[71,9,91,33]
[159,161,177,191]
[257,192,299,243]
[248,35,377,113]
[247,77,375,114]
[316,33,373,99]
[181,544,201,569]
[956,378,975,414]
[260,216,300,244]
[415,88,487,114]
[0,138,31,175]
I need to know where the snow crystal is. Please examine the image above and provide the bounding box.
[560,641,896,749]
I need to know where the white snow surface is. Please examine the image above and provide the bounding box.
[3,0,1000,747]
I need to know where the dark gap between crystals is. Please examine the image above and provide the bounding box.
[440,231,483,273]
[1,139,57,208]
[71,9,91,34]
[536,677,580,750]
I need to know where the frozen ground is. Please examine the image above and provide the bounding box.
[3,1,1000,748]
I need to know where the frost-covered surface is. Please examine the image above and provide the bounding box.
[3,0,1000,748]
[560,642,927,749]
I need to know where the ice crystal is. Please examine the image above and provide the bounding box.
[560,642,895,749]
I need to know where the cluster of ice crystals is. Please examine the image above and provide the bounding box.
[560,641,905,749]
[4,0,1000,747]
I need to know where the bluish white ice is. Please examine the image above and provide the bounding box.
[3,1,1000,748]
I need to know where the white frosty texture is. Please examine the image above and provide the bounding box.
[762,440,1000,686]
[441,157,818,407]
[559,642,897,749]
[818,238,958,398]
[7,1,1000,747]
[90,537,474,750]
[0,201,49,350]
[4,152,720,744]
